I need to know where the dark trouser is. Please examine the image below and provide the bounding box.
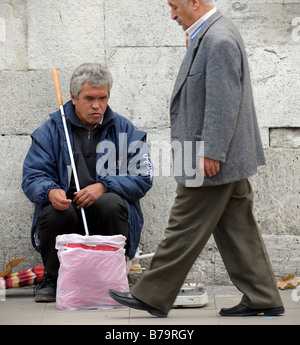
[131,178,283,313]
[38,193,128,280]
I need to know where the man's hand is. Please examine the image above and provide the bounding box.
[73,183,106,209]
[200,157,220,177]
[48,189,72,211]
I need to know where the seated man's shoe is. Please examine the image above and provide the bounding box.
[220,303,285,316]
[109,290,168,318]
[34,274,56,303]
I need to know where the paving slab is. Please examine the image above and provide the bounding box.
[0,285,299,326]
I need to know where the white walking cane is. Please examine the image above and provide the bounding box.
[52,68,89,236]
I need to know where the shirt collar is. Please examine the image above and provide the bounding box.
[186,7,217,43]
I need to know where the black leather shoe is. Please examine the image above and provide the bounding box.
[34,273,56,303]
[109,290,168,318]
[219,303,285,316]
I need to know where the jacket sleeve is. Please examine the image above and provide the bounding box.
[97,130,153,204]
[22,127,62,205]
[201,36,242,162]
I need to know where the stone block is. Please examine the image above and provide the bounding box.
[107,46,185,129]
[214,0,231,15]
[0,235,42,274]
[138,232,300,285]
[259,127,270,149]
[0,135,40,273]
[234,0,298,3]
[0,0,27,70]
[194,235,300,284]
[0,69,73,135]
[140,128,176,251]
[27,0,105,69]
[270,128,300,149]
[105,0,183,47]
[0,135,32,236]
[263,235,300,278]
[0,135,31,188]
[248,45,300,128]
[250,148,300,236]
[230,2,300,46]
[139,176,177,253]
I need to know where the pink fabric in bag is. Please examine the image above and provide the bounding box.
[55,234,129,310]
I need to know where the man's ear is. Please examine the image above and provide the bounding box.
[192,0,200,10]
[70,92,76,105]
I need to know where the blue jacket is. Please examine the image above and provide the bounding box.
[22,101,153,259]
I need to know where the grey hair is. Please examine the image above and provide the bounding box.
[70,63,113,99]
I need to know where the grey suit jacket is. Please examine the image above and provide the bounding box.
[170,10,265,187]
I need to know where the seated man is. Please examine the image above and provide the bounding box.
[22,63,153,302]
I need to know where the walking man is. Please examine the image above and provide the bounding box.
[109,0,284,317]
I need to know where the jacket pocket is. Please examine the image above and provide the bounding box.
[187,71,203,78]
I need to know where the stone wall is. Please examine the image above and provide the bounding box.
[0,0,299,284]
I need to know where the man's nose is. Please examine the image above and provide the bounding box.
[92,100,101,109]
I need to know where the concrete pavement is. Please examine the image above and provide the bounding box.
[0,285,299,326]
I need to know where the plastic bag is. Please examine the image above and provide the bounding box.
[55,234,129,310]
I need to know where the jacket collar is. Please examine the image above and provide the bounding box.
[170,10,223,103]
[64,100,115,128]
[49,101,116,166]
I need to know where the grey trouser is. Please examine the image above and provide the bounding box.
[131,178,283,313]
